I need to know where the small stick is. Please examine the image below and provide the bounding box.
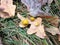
[0,37,3,45]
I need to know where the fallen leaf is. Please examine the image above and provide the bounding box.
[58,26,60,41]
[46,16,59,27]
[21,0,53,17]
[17,13,28,28]
[45,26,60,35]
[17,13,46,38]
[27,18,42,34]
[27,24,38,34]
[0,0,16,18]
[19,22,27,28]
[27,18,46,38]
[35,25,46,38]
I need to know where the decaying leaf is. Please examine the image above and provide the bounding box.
[58,26,60,41]
[45,26,60,35]
[17,13,46,38]
[21,0,53,17]
[0,0,16,18]
[27,24,46,38]
[27,18,46,38]
[35,25,46,38]
[46,15,59,27]
[17,13,28,28]
[27,18,42,34]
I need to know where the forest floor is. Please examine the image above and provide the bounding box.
[0,0,60,45]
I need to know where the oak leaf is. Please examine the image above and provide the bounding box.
[0,0,16,18]
[17,13,46,38]
[45,26,60,35]
[21,0,53,17]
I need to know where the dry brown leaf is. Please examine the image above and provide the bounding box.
[27,18,42,34]
[17,13,28,28]
[27,24,38,34]
[47,16,59,27]
[0,0,16,18]
[19,22,26,28]
[58,26,60,41]
[27,18,46,38]
[45,26,60,35]
[17,13,46,38]
[35,25,46,38]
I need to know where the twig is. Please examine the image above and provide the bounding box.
[0,37,3,45]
